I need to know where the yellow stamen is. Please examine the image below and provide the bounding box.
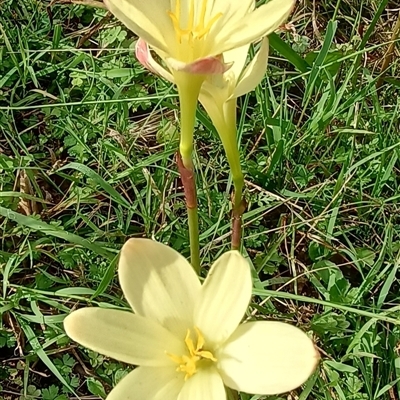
[194,327,204,351]
[167,0,222,46]
[176,0,181,19]
[197,0,208,31]
[197,13,222,39]
[167,327,217,380]
[188,0,195,32]
[167,11,182,34]
[185,329,196,355]
[167,353,184,364]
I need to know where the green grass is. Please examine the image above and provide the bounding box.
[1,0,400,399]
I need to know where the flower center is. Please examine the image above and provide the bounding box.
[167,0,222,45]
[167,327,217,380]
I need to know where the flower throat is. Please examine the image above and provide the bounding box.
[167,327,217,380]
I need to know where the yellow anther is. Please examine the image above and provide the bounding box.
[185,329,196,356]
[197,349,217,361]
[194,327,204,351]
[167,327,217,380]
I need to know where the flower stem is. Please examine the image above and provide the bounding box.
[175,72,204,170]
[224,136,245,251]
[215,100,247,250]
[187,207,200,273]
[177,153,200,274]
[175,72,204,273]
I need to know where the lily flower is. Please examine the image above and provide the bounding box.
[64,239,319,400]
[104,0,295,167]
[104,0,294,76]
[199,37,270,152]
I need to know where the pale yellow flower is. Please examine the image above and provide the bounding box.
[104,0,295,166]
[105,0,294,75]
[199,37,270,133]
[64,239,319,400]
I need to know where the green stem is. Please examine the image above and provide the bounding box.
[175,72,204,169]
[216,100,246,250]
[188,207,200,273]
[174,72,204,273]
[176,151,201,273]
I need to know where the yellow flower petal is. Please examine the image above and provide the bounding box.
[104,0,173,53]
[64,308,184,366]
[223,44,250,81]
[107,366,184,400]
[198,87,226,133]
[232,37,269,99]
[119,239,201,338]
[177,366,225,400]
[213,0,294,56]
[217,321,320,394]
[211,0,255,30]
[194,251,252,346]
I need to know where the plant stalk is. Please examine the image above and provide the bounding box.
[177,153,200,273]
[175,72,204,273]
[216,100,246,250]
